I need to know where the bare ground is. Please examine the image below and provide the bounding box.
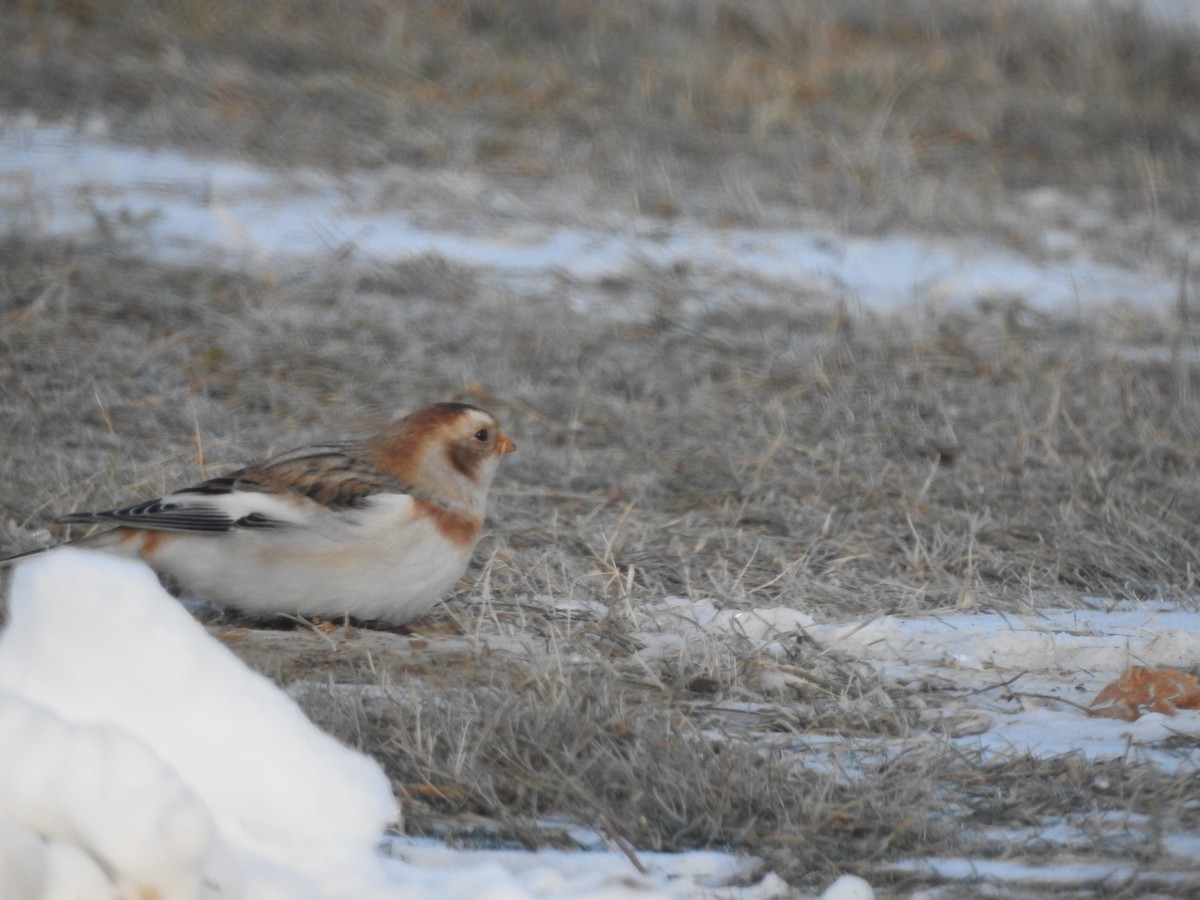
[3,0,1200,896]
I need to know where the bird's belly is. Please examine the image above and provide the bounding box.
[145,517,476,625]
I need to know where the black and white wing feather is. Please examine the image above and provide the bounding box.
[56,499,236,532]
[53,441,414,536]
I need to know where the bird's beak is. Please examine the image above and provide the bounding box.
[497,432,517,455]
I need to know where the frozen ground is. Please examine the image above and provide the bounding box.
[2,110,1199,899]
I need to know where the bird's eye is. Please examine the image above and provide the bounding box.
[474,429,489,442]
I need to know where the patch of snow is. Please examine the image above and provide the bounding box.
[811,608,1200,674]
[391,838,792,900]
[805,607,1200,767]
[0,117,1185,317]
[628,596,1200,770]
[819,874,874,900]
[636,596,815,652]
[893,855,1130,885]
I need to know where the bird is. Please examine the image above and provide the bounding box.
[1,402,516,626]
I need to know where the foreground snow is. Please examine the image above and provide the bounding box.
[0,550,399,899]
[0,550,822,900]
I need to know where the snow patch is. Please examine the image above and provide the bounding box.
[0,118,1184,317]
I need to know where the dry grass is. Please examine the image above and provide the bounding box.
[4,238,1200,616]
[3,234,1200,894]
[304,662,941,878]
[3,0,1200,895]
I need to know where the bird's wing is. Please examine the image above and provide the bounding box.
[56,497,244,532]
[182,442,414,510]
[55,442,414,535]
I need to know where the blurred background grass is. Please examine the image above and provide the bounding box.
[4,0,1199,235]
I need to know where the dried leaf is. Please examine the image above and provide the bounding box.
[1088,666,1200,721]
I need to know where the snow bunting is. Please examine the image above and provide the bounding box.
[1,403,515,625]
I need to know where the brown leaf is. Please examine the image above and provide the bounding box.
[1088,666,1200,721]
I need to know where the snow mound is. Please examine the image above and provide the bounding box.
[0,548,399,899]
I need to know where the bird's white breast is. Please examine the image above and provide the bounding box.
[145,494,477,624]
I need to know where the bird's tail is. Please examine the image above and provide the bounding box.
[0,544,58,566]
[1,529,120,567]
